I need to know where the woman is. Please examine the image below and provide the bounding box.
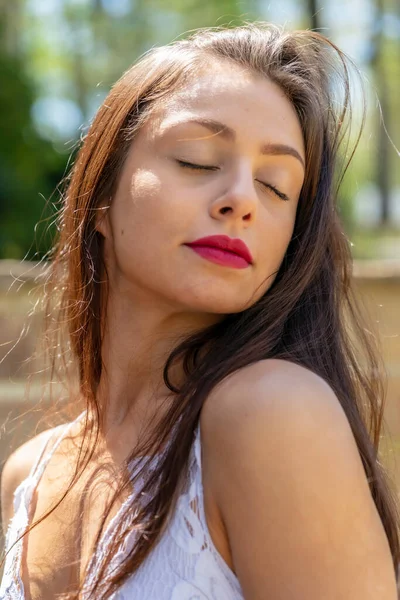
[0,22,399,600]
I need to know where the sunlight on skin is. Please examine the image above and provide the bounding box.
[95,62,305,433]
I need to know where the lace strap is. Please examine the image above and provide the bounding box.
[191,419,244,594]
[27,428,60,481]
[31,411,86,484]
[10,425,63,509]
[193,420,202,471]
[1,413,86,599]
[12,414,84,519]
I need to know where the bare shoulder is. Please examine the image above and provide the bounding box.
[200,358,345,443]
[1,426,59,535]
[200,359,397,599]
[199,357,351,480]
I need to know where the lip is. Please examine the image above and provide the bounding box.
[185,235,253,265]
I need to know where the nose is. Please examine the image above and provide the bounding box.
[210,161,258,223]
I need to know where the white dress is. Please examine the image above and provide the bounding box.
[0,412,244,599]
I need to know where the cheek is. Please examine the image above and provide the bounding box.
[111,167,179,247]
[263,207,296,257]
[107,167,192,277]
[124,167,193,229]
[105,170,164,272]
[256,208,296,290]
[126,169,162,225]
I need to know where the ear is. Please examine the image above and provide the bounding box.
[94,199,111,238]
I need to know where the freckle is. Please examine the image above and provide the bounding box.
[121,229,124,235]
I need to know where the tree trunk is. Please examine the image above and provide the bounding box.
[371,0,391,225]
[0,0,22,56]
[306,0,320,30]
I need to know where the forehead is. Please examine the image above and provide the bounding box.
[146,62,304,155]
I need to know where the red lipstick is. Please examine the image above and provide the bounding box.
[185,235,253,269]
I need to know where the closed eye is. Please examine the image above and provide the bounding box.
[177,160,290,201]
[257,181,290,202]
[176,159,218,171]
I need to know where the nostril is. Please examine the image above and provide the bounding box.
[243,213,251,221]
[220,207,231,214]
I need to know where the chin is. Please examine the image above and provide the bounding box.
[187,296,254,316]
[167,279,261,315]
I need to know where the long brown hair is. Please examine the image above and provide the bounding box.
[3,22,400,598]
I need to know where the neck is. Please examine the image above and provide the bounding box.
[95,283,220,439]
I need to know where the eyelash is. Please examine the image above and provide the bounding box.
[176,159,290,202]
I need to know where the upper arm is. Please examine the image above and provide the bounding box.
[201,359,398,600]
[1,429,54,536]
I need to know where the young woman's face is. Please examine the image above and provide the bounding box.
[99,61,305,316]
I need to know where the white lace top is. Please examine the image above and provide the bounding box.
[0,412,244,599]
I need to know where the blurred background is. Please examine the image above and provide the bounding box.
[0,0,400,261]
[0,0,399,548]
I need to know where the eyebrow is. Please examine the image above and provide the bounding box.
[181,118,305,169]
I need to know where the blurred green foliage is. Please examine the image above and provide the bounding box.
[0,37,65,258]
[0,0,398,259]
